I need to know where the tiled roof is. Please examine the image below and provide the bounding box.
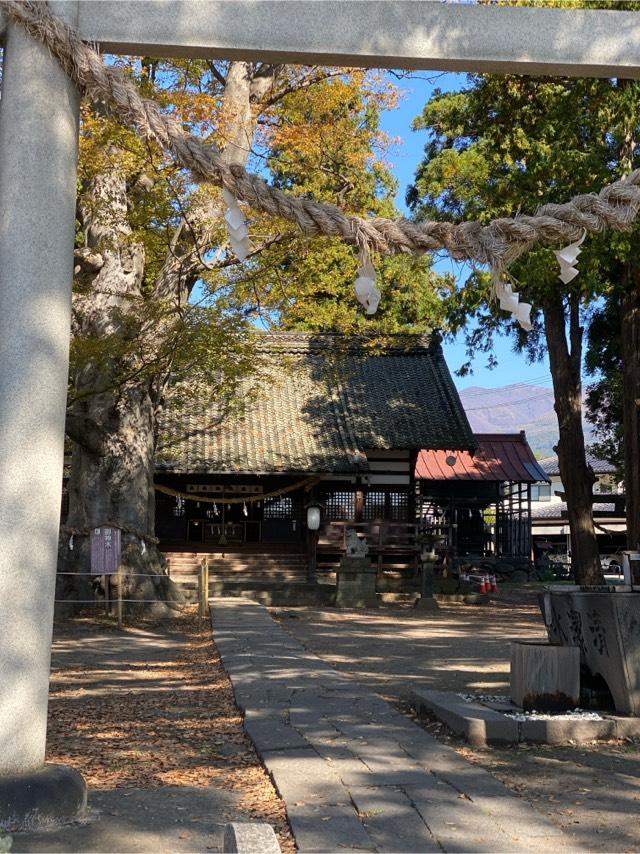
[539,450,616,477]
[156,332,474,474]
[531,500,618,520]
[415,432,549,483]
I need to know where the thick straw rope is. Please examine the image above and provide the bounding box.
[3,0,640,268]
[155,475,321,505]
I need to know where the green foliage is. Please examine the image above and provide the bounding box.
[585,298,624,472]
[205,73,448,335]
[407,73,640,376]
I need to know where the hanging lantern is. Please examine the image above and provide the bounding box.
[306,499,324,531]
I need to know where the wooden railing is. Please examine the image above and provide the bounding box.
[319,521,418,551]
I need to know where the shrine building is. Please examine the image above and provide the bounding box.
[153,332,544,586]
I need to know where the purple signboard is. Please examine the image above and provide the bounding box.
[90,526,122,575]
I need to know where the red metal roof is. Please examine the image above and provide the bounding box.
[415,433,549,483]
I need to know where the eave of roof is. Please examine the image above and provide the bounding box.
[415,432,549,483]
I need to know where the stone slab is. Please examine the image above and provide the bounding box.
[519,717,617,745]
[285,803,374,854]
[212,599,574,852]
[260,748,352,807]
[407,781,525,853]
[409,689,519,746]
[434,769,566,840]
[349,786,439,853]
[243,715,309,753]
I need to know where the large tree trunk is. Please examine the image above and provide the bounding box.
[544,290,603,585]
[61,62,282,612]
[59,384,182,616]
[59,163,184,614]
[621,264,640,549]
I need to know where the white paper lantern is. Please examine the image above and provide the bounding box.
[307,506,321,530]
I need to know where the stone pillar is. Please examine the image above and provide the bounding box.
[415,546,439,611]
[335,555,378,608]
[0,2,86,828]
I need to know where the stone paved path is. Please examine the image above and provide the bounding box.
[212,598,579,854]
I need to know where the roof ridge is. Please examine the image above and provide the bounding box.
[254,330,437,354]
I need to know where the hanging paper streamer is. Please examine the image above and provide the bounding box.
[492,272,533,332]
[223,189,251,261]
[354,249,381,315]
[554,230,586,285]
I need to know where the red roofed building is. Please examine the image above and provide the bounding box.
[416,432,548,560]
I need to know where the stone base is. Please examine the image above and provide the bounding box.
[414,596,440,612]
[541,589,640,715]
[223,822,281,853]
[409,688,640,747]
[335,557,378,609]
[0,764,87,831]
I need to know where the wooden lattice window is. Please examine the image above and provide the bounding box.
[387,491,409,521]
[363,491,386,520]
[323,490,356,521]
[263,496,295,519]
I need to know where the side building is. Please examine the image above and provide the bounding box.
[531,451,626,559]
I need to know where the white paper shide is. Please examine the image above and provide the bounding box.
[223,189,251,261]
[354,254,381,315]
[554,230,586,285]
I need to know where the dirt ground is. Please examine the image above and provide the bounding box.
[32,609,295,853]
[273,590,640,854]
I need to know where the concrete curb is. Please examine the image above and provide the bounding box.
[409,688,640,746]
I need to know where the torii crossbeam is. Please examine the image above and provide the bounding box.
[0,0,639,828]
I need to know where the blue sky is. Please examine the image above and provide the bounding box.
[379,72,552,392]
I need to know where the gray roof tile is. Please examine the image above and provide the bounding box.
[156,332,474,474]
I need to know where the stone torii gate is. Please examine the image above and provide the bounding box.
[0,0,639,828]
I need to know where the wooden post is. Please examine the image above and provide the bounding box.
[510,641,579,711]
[116,567,123,629]
[197,560,204,620]
[204,555,210,611]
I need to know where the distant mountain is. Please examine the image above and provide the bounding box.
[458,383,595,458]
